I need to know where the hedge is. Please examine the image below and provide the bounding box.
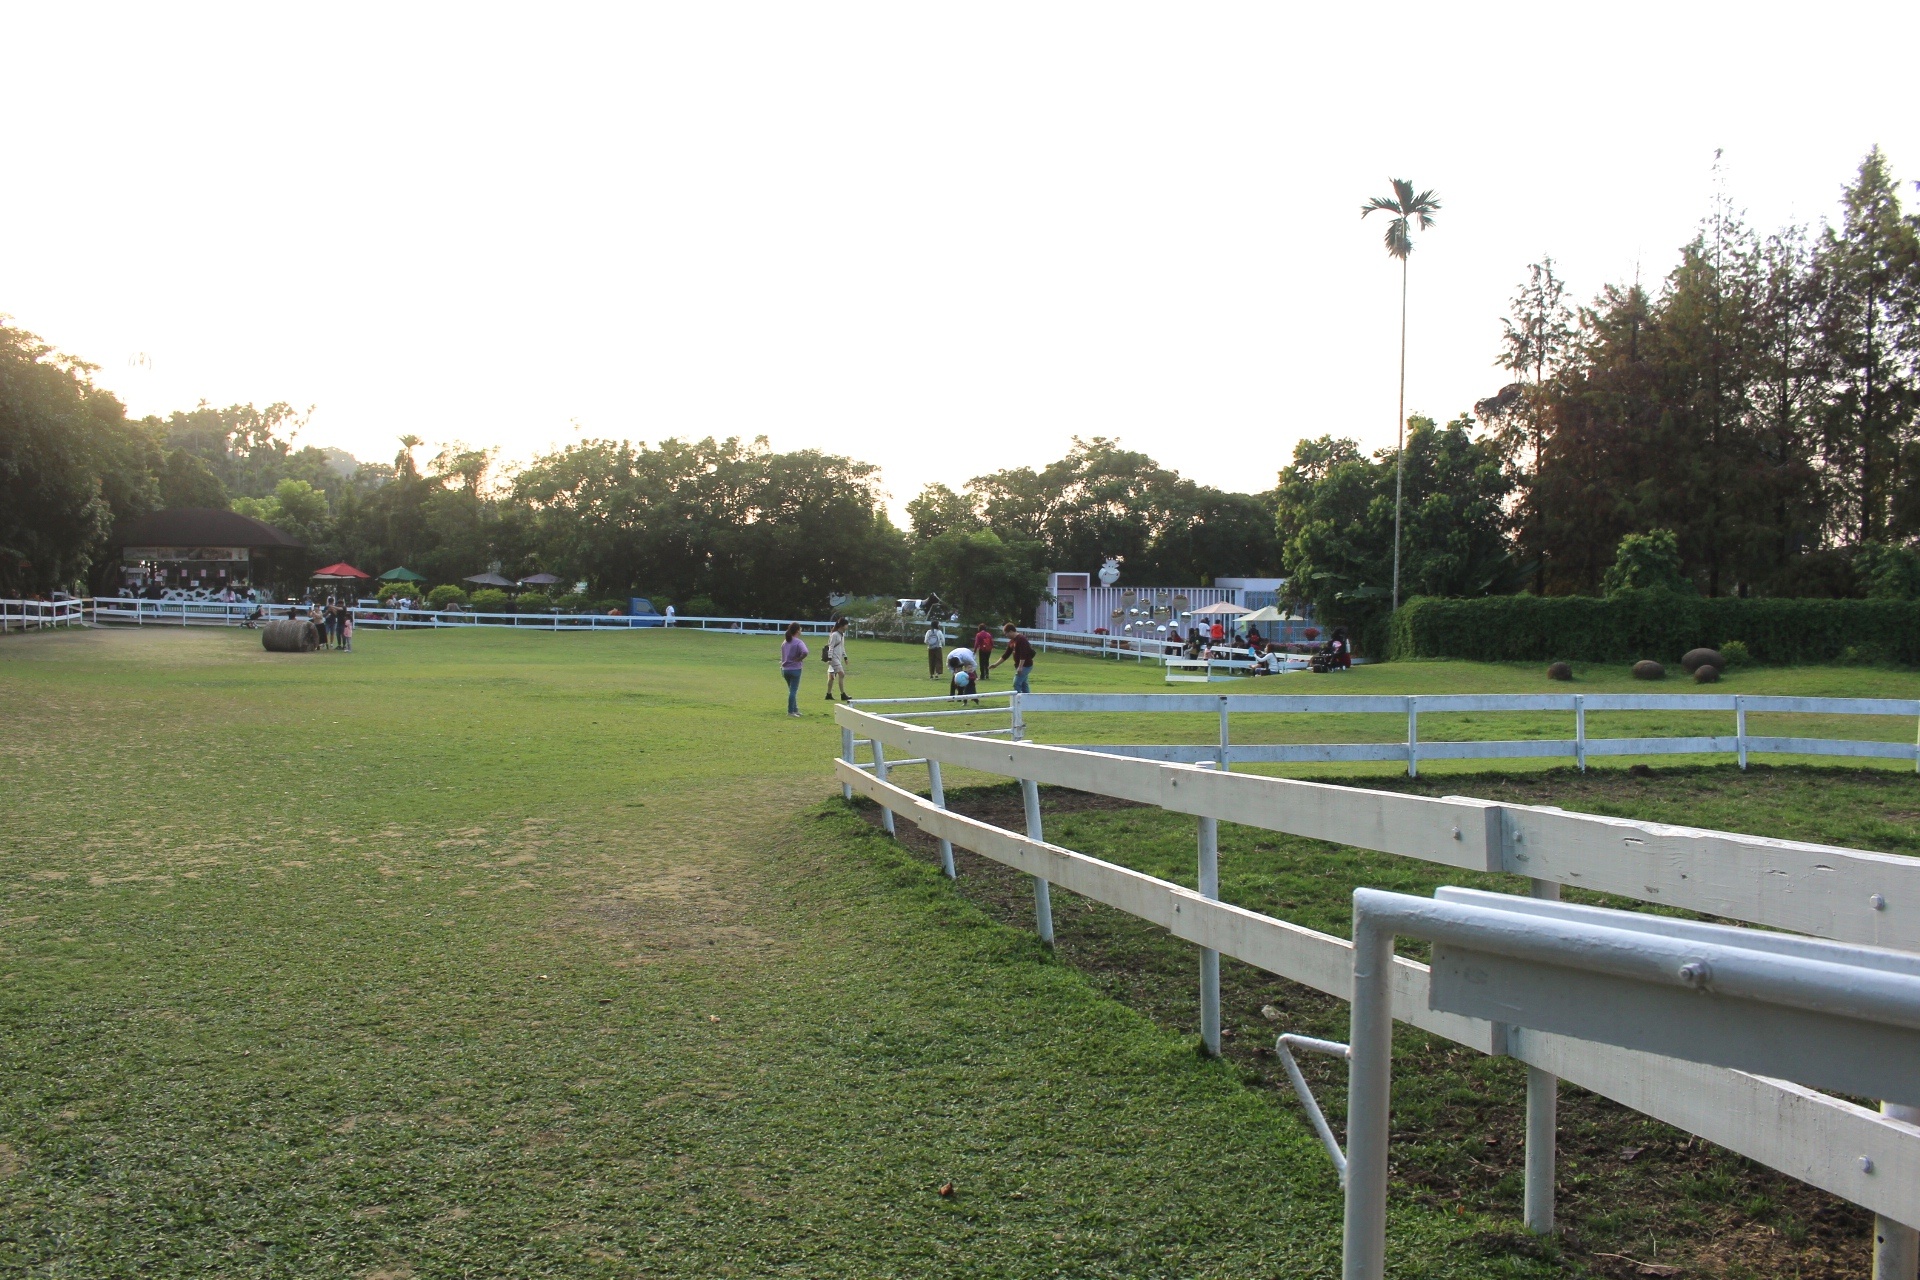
[1388,591,1920,666]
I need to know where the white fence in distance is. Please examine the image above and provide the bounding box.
[831,697,1920,1252]
[1013,690,1920,774]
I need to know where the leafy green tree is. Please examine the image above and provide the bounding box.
[1602,529,1689,595]
[1361,177,1442,610]
[159,448,228,508]
[1812,147,1920,545]
[1277,418,1516,624]
[0,318,161,594]
[905,483,981,542]
[909,528,1048,626]
[514,436,906,617]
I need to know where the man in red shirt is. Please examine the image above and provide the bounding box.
[995,623,1037,694]
[973,625,994,684]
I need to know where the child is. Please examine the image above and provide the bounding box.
[340,611,353,653]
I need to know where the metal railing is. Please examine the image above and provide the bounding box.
[830,693,1920,1261]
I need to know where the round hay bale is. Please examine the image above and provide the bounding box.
[1546,661,1573,681]
[262,619,316,653]
[1693,664,1721,684]
[1632,659,1665,681]
[1681,647,1724,673]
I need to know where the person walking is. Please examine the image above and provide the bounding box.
[823,618,851,702]
[994,622,1037,694]
[779,622,809,716]
[973,624,994,685]
[923,620,946,679]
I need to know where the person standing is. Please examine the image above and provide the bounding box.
[923,620,946,679]
[779,622,809,717]
[823,618,851,702]
[340,610,354,653]
[973,624,994,685]
[995,623,1036,694]
[1209,618,1225,645]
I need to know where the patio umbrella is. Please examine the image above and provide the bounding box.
[1240,605,1285,623]
[311,563,371,580]
[1187,601,1252,617]
[463,572,515,588]
[378,566,427,582]
[517,572,561,586]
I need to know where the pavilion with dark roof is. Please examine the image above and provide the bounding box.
[115,508,304,594]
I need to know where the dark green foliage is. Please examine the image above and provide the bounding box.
[1603,529,1689,595]
[908,528,1048,626]
[0,319,162,594]
[919,437,1282,584]
[425,584,467,608]
[1391,591,1920,664]
[513,436,907,618]
[1276,417,1519,640]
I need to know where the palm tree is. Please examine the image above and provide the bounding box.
[1361,178,1441,612]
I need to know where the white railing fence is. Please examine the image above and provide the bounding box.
[830,694,1920,1272]
[1014,690,1920,774]
[0,599,88,632]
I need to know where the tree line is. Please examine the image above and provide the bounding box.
[5,149,1913,625]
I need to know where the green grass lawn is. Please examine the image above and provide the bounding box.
[3,626,1519,1280]
[3,628,1916,1279]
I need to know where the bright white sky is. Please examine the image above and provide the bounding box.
[5,4,1917,523]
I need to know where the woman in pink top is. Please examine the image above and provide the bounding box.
[779,622,809,717]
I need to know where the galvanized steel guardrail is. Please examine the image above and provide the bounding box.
[830,690,1920,1261]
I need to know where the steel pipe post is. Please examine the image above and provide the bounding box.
[1876,1102,1920,1280]
[1342,905,1397,1280]
[1022,778,1053,943]
[1736,696,1749,771]
[1525,877,1561,1236]
[840,727,855,801]
[1217,696,1230,773]
[928,760,956,878]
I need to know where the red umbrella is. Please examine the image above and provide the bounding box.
[311,563,371,580]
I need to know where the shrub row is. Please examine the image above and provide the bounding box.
[1388,591,1920,665]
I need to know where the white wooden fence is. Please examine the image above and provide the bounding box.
[1012,690,1920,774]
[0,599,88,632]
[831,693,1920,1255]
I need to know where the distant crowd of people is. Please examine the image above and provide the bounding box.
[779,618,1038,717]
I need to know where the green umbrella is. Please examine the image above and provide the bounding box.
[378,567,427,582]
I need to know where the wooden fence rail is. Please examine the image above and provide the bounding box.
[831,698,1920,1237]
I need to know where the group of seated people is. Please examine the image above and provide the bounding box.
[1179,622,1352,673]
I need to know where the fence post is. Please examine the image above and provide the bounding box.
[1343,906,1396,1280]
[1736,695,1749,771]
[1217,696,1230,772]
[872,741,896,837]
[1021,778,1054,944]
[928,760,956,879]
[1875,1102,1920,1279]
[1574,695,1586,772]
[1011,693,1025,743]
[1524,876,1561,1236]
[1406,697,1419,778]
[1198,761,1221,1057]
[840,727,855,801]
